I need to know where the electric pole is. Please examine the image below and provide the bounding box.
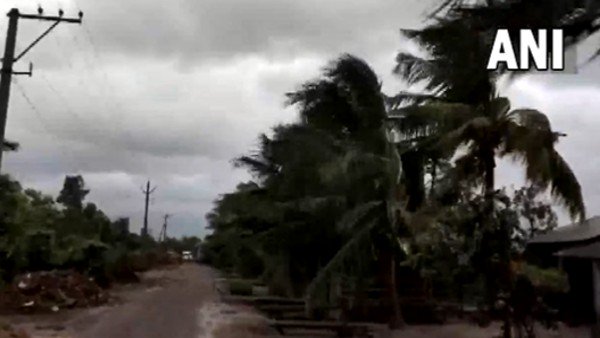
[159,214,170,242]
[141,180,157,237]
[0,7,83,172]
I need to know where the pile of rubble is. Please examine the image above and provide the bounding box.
[0,327,29,338]
[0,270,109,313]
[0,323,30,338]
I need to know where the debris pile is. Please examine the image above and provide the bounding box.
[0,270,109,313]
[0,322,30,338]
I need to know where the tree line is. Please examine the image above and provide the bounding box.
[0,174,201,288]
[202,4,584,334]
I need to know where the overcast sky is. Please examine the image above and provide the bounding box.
[1,0,600,238]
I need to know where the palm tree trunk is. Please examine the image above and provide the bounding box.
[482,149,513,337]
[483,150,495,195]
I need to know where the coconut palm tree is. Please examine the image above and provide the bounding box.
[393,13,585,337]
[288,54,409,328]
[393,17,585,221]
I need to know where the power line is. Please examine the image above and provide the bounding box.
[39,73,86,125]
[12,77,82,174]
[12,78,53,134]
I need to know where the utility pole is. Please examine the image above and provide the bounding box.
[141,180,157,237]
[159,214,170,242]
[0,7,83,172]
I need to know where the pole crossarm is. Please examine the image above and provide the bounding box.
[14,12,83,63]
[13,21,60,62]
[13,21,60,63]
[18,14,82,24]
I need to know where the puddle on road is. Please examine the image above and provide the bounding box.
[196,302,270,338]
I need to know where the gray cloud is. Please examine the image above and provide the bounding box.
[75,0,432,65]
[2,0,600,238]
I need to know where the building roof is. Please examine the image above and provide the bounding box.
[528,216,600,244]
[555,241,600,259]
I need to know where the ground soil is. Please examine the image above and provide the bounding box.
[0,264,593,338]
[1,264,271,338]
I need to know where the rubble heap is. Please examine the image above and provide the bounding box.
[0,270,109,313]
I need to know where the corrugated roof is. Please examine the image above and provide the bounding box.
[555,241,600,259]
[528,216,600,244]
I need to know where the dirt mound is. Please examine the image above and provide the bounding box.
[0,270,109,314]
[0,322,30,338]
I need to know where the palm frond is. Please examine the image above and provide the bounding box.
[502,120,585,221]
[385,92,442,109]
[325,54,382,96]
[438,116,492,152]
[507,108,552,132]
[277,195,347,215]
[388,102,474,140]
[546,150,585,221]
[488,96,511,120]
[335,201,383,232]
[393,53,437,87]
[233,156,278,177]
[304,218,379,302]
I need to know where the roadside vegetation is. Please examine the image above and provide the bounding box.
[202,4,584,337]
[0,173,201,312]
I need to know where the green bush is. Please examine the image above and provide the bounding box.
[102,246,140,284]
[520,264,569,293]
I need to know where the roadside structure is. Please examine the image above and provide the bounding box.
[527,216,600,324]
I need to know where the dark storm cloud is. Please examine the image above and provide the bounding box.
[3,0,599,238]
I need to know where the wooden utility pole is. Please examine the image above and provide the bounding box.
[141,180,157,237]
[0,7,82,172]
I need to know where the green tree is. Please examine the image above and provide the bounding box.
[394,18,585,220]
[57,175,90,210]
[393,13,585,337]
[285,55,409,327]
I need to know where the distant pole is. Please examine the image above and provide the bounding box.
[0,7,83,172]
[160,214,170,242]
[141,180,157,237]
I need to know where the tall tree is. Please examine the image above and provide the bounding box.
[393,12,586,337]
[57,175,90,210]
[393,17,585,221]
[287,55,408,328]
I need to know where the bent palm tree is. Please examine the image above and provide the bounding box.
[395,12,585,337]
[394,16,585,221]
[289,54,408,328]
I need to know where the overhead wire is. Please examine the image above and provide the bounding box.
[72,23,147,172]
[12,77,83,174]
[39,72,86,126]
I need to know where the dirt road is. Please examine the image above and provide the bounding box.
[71,264,217,338]
[5,264,268,338]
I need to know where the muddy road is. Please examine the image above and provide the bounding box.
[4,264,268,338]
[71,264,216,338]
